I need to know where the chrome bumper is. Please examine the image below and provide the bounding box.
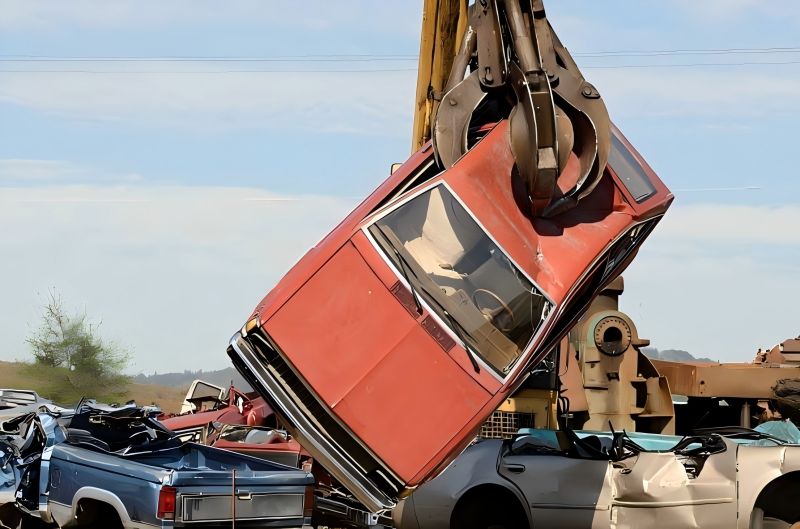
[227,332,396,513]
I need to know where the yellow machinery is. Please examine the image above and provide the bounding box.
[412,0,467,152]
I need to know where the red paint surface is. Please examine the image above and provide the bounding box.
[248,120,672,492]
[334,323,489,481]
[160,388,271,431]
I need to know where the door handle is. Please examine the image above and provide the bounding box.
[503,463,526,474]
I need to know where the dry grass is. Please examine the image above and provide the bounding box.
[0,361,186,413]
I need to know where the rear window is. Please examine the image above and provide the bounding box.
[608,134,656,203]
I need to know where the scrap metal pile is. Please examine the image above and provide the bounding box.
[0,1,679,527]
[0,401,314,529]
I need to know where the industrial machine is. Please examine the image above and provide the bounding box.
[481,277,676,437]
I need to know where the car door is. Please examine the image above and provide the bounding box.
[499,449,614,529]
[609,440,737,529]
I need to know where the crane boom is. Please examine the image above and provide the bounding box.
[411,0,468,152]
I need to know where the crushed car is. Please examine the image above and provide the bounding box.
[207,423,307,468]
[394,425,800,529]
[159,384,393,528]
[0,390,49,408]
[159,380,273,442]
[0,389,54,422]
[0,402,314,529]
[197,422,393,527]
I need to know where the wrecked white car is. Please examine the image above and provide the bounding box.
[393,427,800,529]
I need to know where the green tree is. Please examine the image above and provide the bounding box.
[26,292,131,403]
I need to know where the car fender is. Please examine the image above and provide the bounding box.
[54,487,142,529]
[736,445,800,529]
[405,440,532,529]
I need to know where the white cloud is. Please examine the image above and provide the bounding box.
[671,0,800,23]
[652,203,800,245]
[3,188,797,373]
[0,0,420,34]
[0,159,83,181]
[0,184,358,372]
[0,159,142,184]
[590,69,800,120]
[4,65,796,138]
[0,70,416,136]
[621,203,800,363]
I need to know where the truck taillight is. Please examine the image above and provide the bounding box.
[304,485,315,518]
[157,486,177,520]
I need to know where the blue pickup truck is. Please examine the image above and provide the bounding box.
[0,403,314,529]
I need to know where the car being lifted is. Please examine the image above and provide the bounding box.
[228,0,672,512]
[228,119,671,512]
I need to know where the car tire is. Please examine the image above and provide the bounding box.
[17,515,52,529]
[75,500,123,529]
[450,487,528,529]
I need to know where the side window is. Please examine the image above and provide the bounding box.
[608,134,656,203]
[189,382,223,401]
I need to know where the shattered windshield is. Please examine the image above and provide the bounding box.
[369,185,551,377]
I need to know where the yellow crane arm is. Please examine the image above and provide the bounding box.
[411,0,468,152]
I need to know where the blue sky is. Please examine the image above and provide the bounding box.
[2,1,800,373]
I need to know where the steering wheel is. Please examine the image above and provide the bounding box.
[472,288,515,332]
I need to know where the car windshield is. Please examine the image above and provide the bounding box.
[369,185,551,377]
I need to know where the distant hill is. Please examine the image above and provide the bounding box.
[133,367,251,392]
[642,347,717,363]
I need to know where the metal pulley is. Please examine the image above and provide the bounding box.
[431,0,611,218]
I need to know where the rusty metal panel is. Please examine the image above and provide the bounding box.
[652,359,798,399]
[650,360,699,397]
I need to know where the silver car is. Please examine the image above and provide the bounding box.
[394,427,800,529]
[0,389,53,422]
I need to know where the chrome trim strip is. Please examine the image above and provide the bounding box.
[245,330,404,487]
[229,334,395,513]
[612,498,734,508]
[531,503,610,511]
[180,492,304,523]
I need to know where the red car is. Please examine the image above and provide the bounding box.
[159,380,273,441]
[228,120,672,511]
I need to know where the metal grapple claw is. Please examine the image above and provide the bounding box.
[433,71,487,170]
[431,0,610,218]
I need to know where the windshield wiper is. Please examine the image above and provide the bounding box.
[372,224,481,373]
[441,309,481,374]
[372,224,422,316]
